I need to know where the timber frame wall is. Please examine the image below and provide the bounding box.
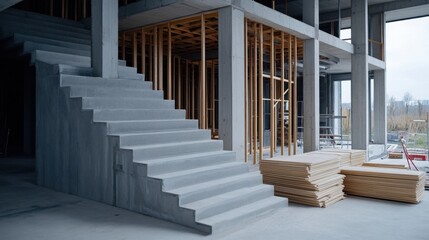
[119,13,303,163]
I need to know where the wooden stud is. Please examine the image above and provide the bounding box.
[133,32,137,68]
[191,63,195,119]
[288,34,292,155]
[50,0,53,16]
[200,14,206,129]
[211,61,216,137]
[293,36,298,155]
[281,32,285,156]
[259,23,264,162]
[153,27,158,90]
[83,0,87,18]
[141,29,146,75]
[270,28,275,158]
[167,24,172,99]
[244,19,248,162]
[253,22,258,164]
[185,60,190,119]
[158,27,164,91]
[149,30,153,82]
[62,0,65,18]
[178,58,182,109]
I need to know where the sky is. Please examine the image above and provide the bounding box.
[341,16,429,103]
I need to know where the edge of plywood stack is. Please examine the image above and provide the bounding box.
[261,153,345,207]
[341,166,425,203]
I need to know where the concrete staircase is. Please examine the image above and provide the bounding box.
[0,8,287,234]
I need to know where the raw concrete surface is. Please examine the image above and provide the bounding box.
[1,157,428,240]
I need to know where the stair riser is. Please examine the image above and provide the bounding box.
[163,165,249,191]
[69,87,162,99]
[107,120,198,134]
[23,42,90,57]
[81,99,174,110]
[61,76,152,89]
[195,187,274,220]
[94,109,183,121]
[120,129,208,146]
[179,175,263,205]
[133,141,224,161]
[14,33,90,51]
[147,152,235,176]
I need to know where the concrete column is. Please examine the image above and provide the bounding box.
[303,0,320,152]
[373,70,387,144]
[91,0,118,78]
[351,0,369,151]
[218,7,245,161]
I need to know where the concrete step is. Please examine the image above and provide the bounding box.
[153,162,248,190]
[21,41,90,57]
[168,171,263,205]
[118,60,127,66]
[197,196,286,233]
[68,86,162,99]
[57,64,93,76]
[135,151,235,175]
[80,97,175,110]
[7,33,90,52]
[0,26,90,45]
[94,109,184,121]
[0,12,90,35]
[61,74,152,89]
[183,184,274,221]
[118,66,144,80]
[106,119,199,134]
[1,8,88,29]
[0,19,91,40]
[116,129,209,146]
[125,140,224,161]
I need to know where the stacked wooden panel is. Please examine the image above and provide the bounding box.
[362,162,408,169]
[341,166,425,203]
[261,154,345,207]
[321,149,366,166]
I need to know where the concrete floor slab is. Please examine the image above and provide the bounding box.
[1,158,428,240]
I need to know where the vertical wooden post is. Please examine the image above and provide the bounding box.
[288,34,292,155]
[178,58,182,109]
[50,0,54,16]
[281,32,285,156]
[185,60,190,119]
[244,19,248,162]
[293,36,298,154]
[133,31,137,68]
[191,63,195,119]
[149,30,153,82]
[258,23,264,162]
[61,0,65,18]
[65,0,68,19]
[249,33,253,156]
[167,24,172,99]
[253,22,258,164]
[158,27,163,91]
[270,28,275,158]
[83,0,87,18]
[200,14,206,129]
[153,27,158,90]
[74,0,77,20]
[173,56,176,101]
[141,29,146,75]
[211,61,216,137]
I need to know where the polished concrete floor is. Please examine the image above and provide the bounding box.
[1,157,428,240]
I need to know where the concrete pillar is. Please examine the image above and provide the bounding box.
[351,0,369,151]
[373,70,387,144]
[91,0,118,78]
[303,0,320,152]
[218,6,245,161]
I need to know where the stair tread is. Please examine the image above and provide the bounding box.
[168,171,261,196]
[182,184,272,210]
[122,139,219,150]
[135,150,233,165]
[110,128,201,137]
[197,196,285,226]
[152,161,243,180]
[61,74,149,84]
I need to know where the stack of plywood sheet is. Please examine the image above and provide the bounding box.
[261,154,345,207]
[341,166,425,203]
[362,162,408,169]
[388,152,403,159]
[320,149,366,166]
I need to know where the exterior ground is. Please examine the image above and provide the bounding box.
[1,157,428,240]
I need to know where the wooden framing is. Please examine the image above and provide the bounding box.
[199,14,206,129]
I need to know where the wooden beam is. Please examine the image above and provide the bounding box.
[149,30,153,82]
[253,22,258,164]
[211,61,216,137]
[185,60,190,119]
[288,34,292,155]
[133,32,137,68]
[153,27,158,90]
[293,36,298,155]
[192,63,195,119]
[178,57,182,108]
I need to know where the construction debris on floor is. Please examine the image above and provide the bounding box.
[261,154,345,207]
[341,166,425,203]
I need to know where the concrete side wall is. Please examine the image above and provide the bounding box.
[35,61,114,204]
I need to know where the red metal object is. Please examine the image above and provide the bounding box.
[407,154,427,161]
[400,139,419,170]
